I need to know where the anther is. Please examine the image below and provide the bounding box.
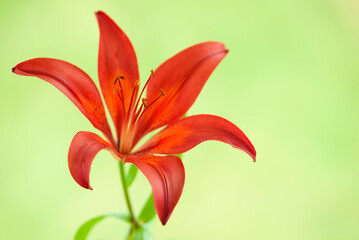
[151,70,155,77]
[114,87,121,94]
[142,98,147,109]
[159,88,165,96]
[134,79,140,87]
[114,76,125,85]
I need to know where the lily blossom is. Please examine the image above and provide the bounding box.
[12,11,256,225]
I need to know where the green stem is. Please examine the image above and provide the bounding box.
[118,161,139,230]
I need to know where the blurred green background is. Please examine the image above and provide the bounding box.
[1,0,359,239]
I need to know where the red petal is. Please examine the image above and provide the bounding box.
[12,58,114,143]
[96,11,139,139]
[135,42,228,143]
[137,114,256,161]
[68,131,116,189]
[125,155,185,225]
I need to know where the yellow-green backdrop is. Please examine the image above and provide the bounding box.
[1,0,358,239]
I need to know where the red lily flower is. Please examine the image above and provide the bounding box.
[12,11,256,225]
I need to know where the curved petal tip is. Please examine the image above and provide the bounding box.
[125,155,185,225]
[138,114,256,163]
[95,10,105,17]
[245,147,256,163]
[68,131,114,190]
[82,183,93,190]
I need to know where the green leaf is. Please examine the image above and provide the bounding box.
[74,213,130,240]
[138,194,156,223]
[129,227,153,240]
[74,216,105,240]
[125,164,138,187]
[110,213,131,222]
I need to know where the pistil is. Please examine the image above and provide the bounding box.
[113,70,165,154]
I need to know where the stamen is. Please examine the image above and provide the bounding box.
[134,79,140,87]
[138,70,154,101]
[133,70,154,115]
[114,76,126,112]
[134,89,164,125]
[145,88,164,110]
[127,79,140,118]
[133,104,143,122]
[114,76,124,85]
[142,98,147,109]
[117,92,125,112]
[116,91,123,100]
[129,70,159,127]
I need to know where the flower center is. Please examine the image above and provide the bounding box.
[113,71,164,154]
